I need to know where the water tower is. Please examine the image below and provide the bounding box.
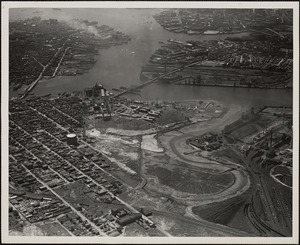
[66,133,78,146]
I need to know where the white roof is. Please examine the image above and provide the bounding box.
[67,133,76,138]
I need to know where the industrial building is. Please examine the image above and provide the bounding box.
[116,213,142,226]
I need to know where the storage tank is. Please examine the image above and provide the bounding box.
[100,88,105,97]
[66,133,77,145]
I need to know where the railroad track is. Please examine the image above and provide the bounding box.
[244,200,285,237]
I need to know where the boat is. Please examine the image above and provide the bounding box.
[203,30,220,35]
[187,30,201,35]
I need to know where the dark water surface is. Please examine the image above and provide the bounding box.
[9,8,293,109]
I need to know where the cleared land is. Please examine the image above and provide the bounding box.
[92,115,154,131]
[146,165,234,195]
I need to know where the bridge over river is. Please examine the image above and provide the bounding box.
[111,60,203,99]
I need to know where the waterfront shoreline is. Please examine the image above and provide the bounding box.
[174,83,293,89]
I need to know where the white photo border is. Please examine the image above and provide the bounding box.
[1,1,299,244]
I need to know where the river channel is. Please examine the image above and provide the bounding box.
[10,8,293,109]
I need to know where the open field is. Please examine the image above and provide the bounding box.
[156,109,187,125]
[140,104,251,207]
[35,222,71,236]
[55,181,126,215]
[123,222,166,237]
[9,224,45,236]
[92,115,154,131]
[212,148,245,166]
[86,128,140,174]
[107,169,141,188]
[150,210,251,237]
[146,165,234,195]
[9,208,24,233]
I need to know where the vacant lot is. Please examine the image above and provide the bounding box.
[108,169,142,188]
[146,165,234,195]
[156,109,187,126]
[56,181,126,215]
[36,222,71,236]
[93,115,153,131]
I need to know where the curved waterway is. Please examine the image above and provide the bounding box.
[10,8,292,109]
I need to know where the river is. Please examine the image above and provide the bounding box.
[9,8,293,109]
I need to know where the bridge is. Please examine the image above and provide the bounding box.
[20,34,74,100]
[111,60,202,99]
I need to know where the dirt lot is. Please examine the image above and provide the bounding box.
[151,211,241,237]
[87,128,139,174]
[141,134,164,153]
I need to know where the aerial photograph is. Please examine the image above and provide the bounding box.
[5,4,297,241]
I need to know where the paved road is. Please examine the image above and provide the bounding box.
[24,107,173,237]
[10,133,107,236]
[20,34,74,99]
